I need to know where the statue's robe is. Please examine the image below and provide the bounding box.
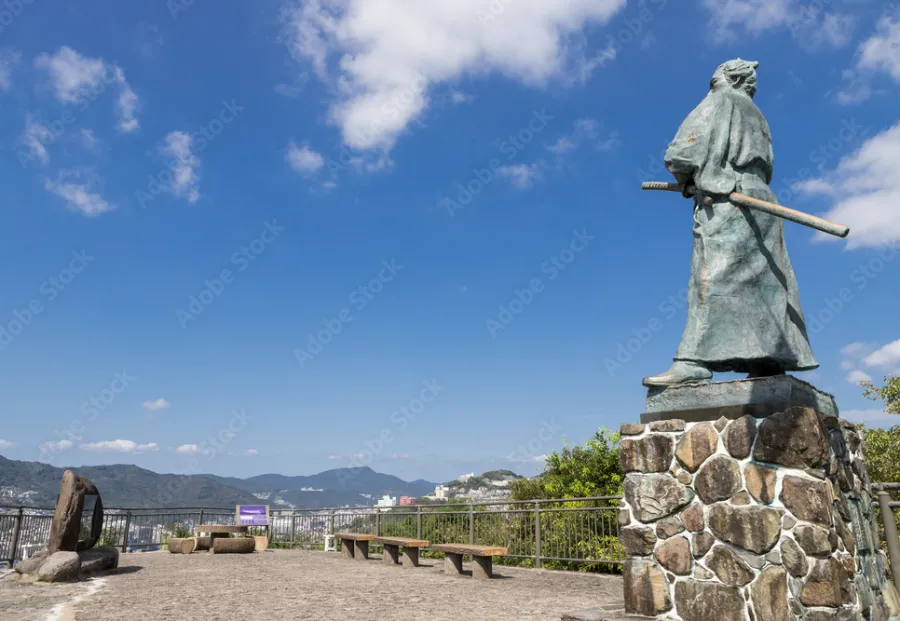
[664,86,818,372]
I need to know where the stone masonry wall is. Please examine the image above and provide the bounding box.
[618,407,900,620]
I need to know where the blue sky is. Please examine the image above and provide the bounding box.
[0,0,899,484]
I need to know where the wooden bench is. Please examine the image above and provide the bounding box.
[430,544,508,580]
[195,524,248,544]
[374,537,429,568]
[335,533,376,561]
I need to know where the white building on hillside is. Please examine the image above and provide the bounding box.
[376,495,397,508]
[433,485,449,500]
[457,473,475,482]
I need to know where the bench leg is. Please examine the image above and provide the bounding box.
[383,543,400,566]
[472,555,493,580]
[402,546,419,568]
[354,540,369,560]
[444,552,464,575]
[341,539,354,559]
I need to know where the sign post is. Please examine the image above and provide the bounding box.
[236,505,269,526]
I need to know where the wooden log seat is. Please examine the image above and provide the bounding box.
[211,537,256,554]
[335,532,376,561]
[167,537,196,554]
[374,537,429,568]
[430,544,508,580]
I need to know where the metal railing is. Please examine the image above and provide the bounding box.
[0,497,623,569]
[9,486,898,579]
[873,483,900,594]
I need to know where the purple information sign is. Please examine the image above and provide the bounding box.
[237,505,269,526]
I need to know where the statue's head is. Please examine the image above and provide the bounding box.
[710,58,759,98]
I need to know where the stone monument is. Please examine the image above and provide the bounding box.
[15,470,118,582]
[618,60,900,620]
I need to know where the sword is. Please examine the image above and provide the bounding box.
[641,181,850,238]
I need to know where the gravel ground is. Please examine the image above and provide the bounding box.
[1,550,626,621]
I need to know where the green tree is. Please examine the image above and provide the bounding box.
[510,428,622,501]
[862,375,900,415]
[860,425,900,484]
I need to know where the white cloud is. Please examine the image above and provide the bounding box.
[845,370,873,385]
[80,440,159,453]
[857,10,900,83]
[34,46,107,103]
[34,46,140,133]
[842,409,899,426]
[840,360,856,371]
[547,117,620,155]
[39,439,74,453]
[837,9,900,103]
[795,122,900,248]
[80,128,99,150]
[450,90,473,105]
[0,48,21,91]
[114,67,139,133]
[497,163,543,189]
[0,439,15,450]
[44,168,116,217]
[286,141,325,173]
[175,443,212,456]
[281,0,626,151]
[569,40,617,86]
[19,114,52,165]
[230,448,259,457]
[159,131,200,203]
[842,342,879,359]
[546,136,577,154]
[700,0,854,47]
[141,398,171,411]
[864,339,900,370]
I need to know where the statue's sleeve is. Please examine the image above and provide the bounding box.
[664,91,737,196]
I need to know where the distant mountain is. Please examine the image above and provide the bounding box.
[203,467,437,509]
[0,456,260,508]
[0,457,438,509]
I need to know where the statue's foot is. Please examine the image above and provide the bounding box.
[642,361,712,388]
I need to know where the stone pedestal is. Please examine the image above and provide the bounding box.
[619,377,900,620]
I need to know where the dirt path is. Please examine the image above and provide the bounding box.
[3,550,625,621]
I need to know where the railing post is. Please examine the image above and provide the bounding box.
[468,504,475,545]
[198,508,204,526]
[416,506,422,540]
[375,510,381,536]
[534,501,542,569]
[878,492,900,594]
[290,512,297,549]
[121,510,131,554]
[328,510,335,535]
[8,507,23,565]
